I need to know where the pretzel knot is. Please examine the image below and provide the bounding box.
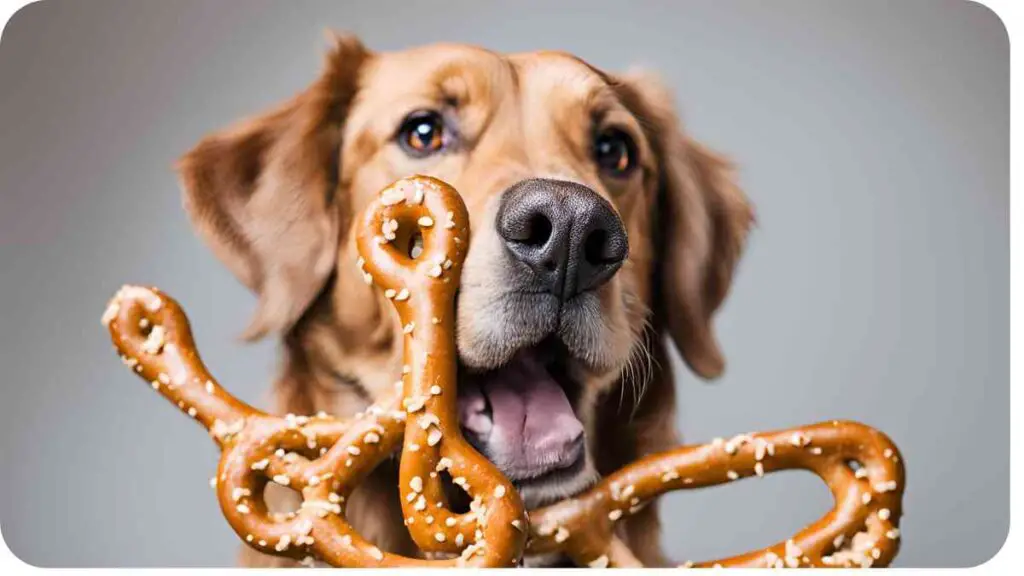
[104,175,905,568]
[104,176,525,567]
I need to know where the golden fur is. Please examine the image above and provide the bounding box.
[177,34,753,567]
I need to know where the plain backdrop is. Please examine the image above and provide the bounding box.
[0,0,1009,568]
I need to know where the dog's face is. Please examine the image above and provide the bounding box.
[178,37,752,510]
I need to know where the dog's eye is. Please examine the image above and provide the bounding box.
[593,128,637,177]
[398,111,446,157]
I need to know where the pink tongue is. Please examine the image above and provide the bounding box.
[460,353,584,475]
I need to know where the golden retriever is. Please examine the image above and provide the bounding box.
[177,33,754,567]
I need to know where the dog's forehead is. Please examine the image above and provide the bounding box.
[364,44,610,101]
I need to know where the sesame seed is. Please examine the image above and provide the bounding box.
[231,487,251,501]
[755,462,765,477]
[395,288,410,301]
[380,189,405,206]
[886,529,900,540]
[403,322,415,334]
[345,459,353,467]
[368,546,383,561]
[384,289,397,299]
[588,555,609,568]
[789,432,810,447]
[727,470,740,480]
[236,504,250,514]
[427,429,443,446]
[455,533,465,546]
[205,380,215,394]
[878,508,891,520]
[431,316,441,324]
[347,445,361,456]
[609,509,623,521]
[786,539,803,559]
[871,548,882,560]
[862,493,873,505]
[245,534,253,542]
[364,432,380,444]
[187,407,197,417]
[275,535,291,552]
[430,385,442,395]
[555,527,570,543]
[402,364,412,374]
[809,447,823,455]
[435,532,446,542]
[258,540,266,547]
[272,475,290,486]
[875,480,899,493]
[151,381,160,390]
[307,475,321,486]
[855,467,869,479]
[158,373,170,384]
[418,216,435,227]
[661,470,680,483]
[411,476,423,493]
[833,534,845,549]
[427,264,443,278]
[883,448,894,458]
[494,485,506,498]
[414,495,427,511]
[362,272,373,285]
[436,457,453,471]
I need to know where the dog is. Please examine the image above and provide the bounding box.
[176,34,754,567]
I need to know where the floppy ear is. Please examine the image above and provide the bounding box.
[177,34,370,340]
[615,71,755,380]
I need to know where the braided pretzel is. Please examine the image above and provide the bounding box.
[104,175,904,568]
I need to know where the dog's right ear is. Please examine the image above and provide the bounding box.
[177,34,370,340]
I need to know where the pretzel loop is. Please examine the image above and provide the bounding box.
[527,421,905,568]
[356,177,527,564]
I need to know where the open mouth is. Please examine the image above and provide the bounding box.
[456,336,586,486]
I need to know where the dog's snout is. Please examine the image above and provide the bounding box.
[497,178,628,301]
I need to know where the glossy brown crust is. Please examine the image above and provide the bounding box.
[526,422,905,568]
[104,176,526,568]
[104,175,904,568]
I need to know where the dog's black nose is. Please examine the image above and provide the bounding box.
[497,178,628,301]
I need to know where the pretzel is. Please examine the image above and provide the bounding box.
[526,422,905,568]
[103,176,526,567]
[104,175,904,568]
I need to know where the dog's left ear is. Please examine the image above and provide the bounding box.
[614,71,755,380]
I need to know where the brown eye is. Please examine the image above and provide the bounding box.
[594,128,637,177]
[398,111,446,157]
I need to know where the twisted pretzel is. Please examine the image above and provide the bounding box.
[103,176,525,567]
[526,423,904,568]
[104,175,904,568]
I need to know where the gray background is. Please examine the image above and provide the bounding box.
[0,0,1008,568]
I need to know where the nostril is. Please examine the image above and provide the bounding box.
[521,213,553,247]
[583,229,612,265]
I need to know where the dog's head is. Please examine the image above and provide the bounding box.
[178,36,753,510]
